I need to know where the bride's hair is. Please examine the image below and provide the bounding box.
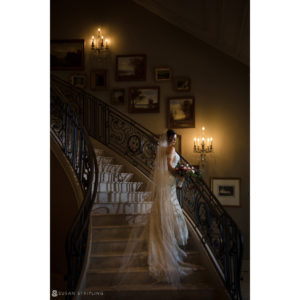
[166,129,176,143]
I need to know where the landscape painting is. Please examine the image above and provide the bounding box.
[129,87,160,113]
[116,55,146,81]
[51,39,84,70]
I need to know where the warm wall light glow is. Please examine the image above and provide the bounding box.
[202,126,205,131]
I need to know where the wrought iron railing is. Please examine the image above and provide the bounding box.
[51,85,98,296]
[51,74,244,300]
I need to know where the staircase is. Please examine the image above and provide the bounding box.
[75,146,230,300]
[51,75,243,300]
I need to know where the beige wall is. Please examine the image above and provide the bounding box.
[51,0,250,258]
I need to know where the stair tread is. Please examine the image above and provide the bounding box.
[90,250,200,258]
[90,251,148,258]
[93,200,153,203]
[93,237,145,242]
[88,265,205,274]
[84,282,216,291]
[92,224,145,229]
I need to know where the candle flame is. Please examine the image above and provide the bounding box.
[98,28,101,32]
[202,126,205,131]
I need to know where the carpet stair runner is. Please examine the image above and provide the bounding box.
[75,147,230,300]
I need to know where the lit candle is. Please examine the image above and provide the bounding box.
[97,28,101,48]
[105,39,110,48]
[197,138,200,146]
[194,137,196,147]
[210,137,213,148]
[207,138,210,147]
[201,137,205,145]
[101,35,104,47]
[91,36,95,49]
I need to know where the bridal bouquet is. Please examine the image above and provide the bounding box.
[175,163,202,188]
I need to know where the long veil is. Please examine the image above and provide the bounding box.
[110,133,196,290]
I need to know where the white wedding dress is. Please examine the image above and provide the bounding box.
[115,134,196,289]
[146,139,196,287]
[167,151,189,247]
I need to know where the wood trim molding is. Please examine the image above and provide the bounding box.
[51,135,84,208]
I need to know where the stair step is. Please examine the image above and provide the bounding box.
[98,172,134,183]
[91,238,147,255]
[89,250,206,269]
[81,284,226,300]
[92,202,152,215]
[96,156,114,164]
[94,149,105,156]
[98,182,144,192]
[91,214,149,226]
[95,191,151,203]
[98,164,123,173]
[91,237,197,256]
[92,224,145,240]
[86,265,208,287]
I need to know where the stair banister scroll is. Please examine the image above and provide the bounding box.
[51,74,244,300]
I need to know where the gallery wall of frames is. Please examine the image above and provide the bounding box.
[51,0,250,258]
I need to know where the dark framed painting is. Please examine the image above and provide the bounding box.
[111,89,125,105]
[174,76,191,92]
[128,87,160,113]
[90,70,108,90]
[51,39,85,70]
[211,178,241,207]
[167,97,195,128]
[154,66,172,82]
[70,73,87,88]
[116,54,146,81]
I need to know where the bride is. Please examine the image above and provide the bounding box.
[115,129,196,288]
[147,129,196,285]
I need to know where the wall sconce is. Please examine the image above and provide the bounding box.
[193,126,213,167]
[90,27,111,60]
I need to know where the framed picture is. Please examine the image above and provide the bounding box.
[111,89,125,105]
[116,54,146,81]
[211,178,241,207]
[51,39,84,70]
[154,66,172,82]
[167,97,195,128]
[70,73,87,88]
[174,76,191,92]
[90,70,108,90]
[175,134,182,155]
[128,87,160,113]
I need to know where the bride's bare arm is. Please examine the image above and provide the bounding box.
[166,147,177,176]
